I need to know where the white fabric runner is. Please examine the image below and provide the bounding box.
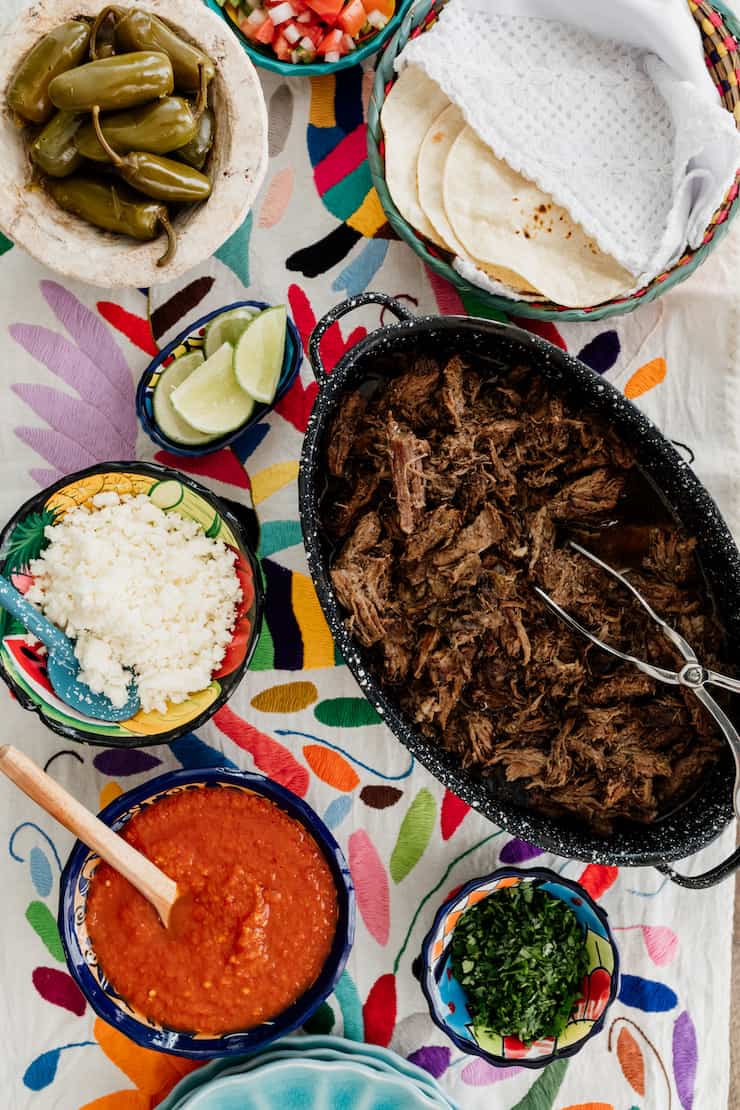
[0,1,738,1107]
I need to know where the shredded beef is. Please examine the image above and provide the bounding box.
[322,358,728,834]
[327,392,367,477]
[387,414,429,534]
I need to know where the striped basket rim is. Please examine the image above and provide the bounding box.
[366,0,740,322]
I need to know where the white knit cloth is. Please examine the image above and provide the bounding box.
[398,0,740,285]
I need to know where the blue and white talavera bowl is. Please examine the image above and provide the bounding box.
[58,768,355,1058]
[136,300,303,457]
[420,867,620,1068]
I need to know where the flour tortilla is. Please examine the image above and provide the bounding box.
[417,104,539,295]
[443,126,634,308]
[380,66,451,246]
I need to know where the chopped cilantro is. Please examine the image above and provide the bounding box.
[449,882,589,1044]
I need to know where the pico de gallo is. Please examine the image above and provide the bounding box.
[223,0,396,64]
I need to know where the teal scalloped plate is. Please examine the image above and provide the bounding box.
[159,1036,458,1110]
[182,1058,444,1109]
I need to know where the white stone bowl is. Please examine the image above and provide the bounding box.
[0,0,268,287]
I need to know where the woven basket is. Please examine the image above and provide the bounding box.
[367,0,740,322]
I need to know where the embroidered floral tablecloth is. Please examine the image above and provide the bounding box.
[0,6,738,1108]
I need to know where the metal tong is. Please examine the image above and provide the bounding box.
[534,541,740,823]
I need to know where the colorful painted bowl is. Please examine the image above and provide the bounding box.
[205,0,414,77]
[419,867,619,1068]
[136,300,303,457]
[0,462,263,747]
[58,768,355,1058]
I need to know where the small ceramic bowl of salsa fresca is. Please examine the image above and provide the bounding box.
[419,867,619,1068]
[59,767,355,1057]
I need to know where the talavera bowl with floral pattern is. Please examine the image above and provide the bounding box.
[0,461,262,747]
[419,867,619,1068]
[59,767,356,1057]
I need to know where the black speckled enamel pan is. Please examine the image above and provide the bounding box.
[298,293,740,889]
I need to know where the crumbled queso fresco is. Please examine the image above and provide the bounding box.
[25,493,242,714]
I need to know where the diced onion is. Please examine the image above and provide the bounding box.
[268,1,296,23]
[284,21,301,42]
[341,33,356,50]
[366,9,387,27]
[296,9,312,19]
[247,6,267,22]
[300,35,316,50]
[324,49,340,61]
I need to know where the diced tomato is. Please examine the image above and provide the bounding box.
[338,0,366,35]
[238,14,261,39]
[306,0,344,23]
[299,20,324,45]
[273,31,293,58]
[364,0,394,16]
[317,26,344,53]
[254,16,276,42]
[292,0,309,10]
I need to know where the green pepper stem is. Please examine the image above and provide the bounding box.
[89,5,119,61]
[157,210,177,267]
[192,62,209,124]
[91,106,123,166]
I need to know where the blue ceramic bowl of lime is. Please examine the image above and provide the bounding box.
[0,461,262,748]
[420,867,619,1069]
[204,0,414,76]
[136,300,303,457]
[59,768,355,1058]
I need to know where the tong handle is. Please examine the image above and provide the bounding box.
[704,668,740,695]
[692,686,740,818]
[533,586,679,684]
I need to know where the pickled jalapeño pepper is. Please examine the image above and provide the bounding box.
[175,108,214,170]
[48,51,174,112]
[30,111,84,177]
[8,20,91,124]
[46,176,177,265]
[114,8,215,92]
[89,5,123,60]
[116,152,212,203]
[75,97,198,161]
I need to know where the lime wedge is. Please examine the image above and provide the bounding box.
[152,351,216,446]
[234,305,288,405]
[204,306,259,360]
[170,342,255,435]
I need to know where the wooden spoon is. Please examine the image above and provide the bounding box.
[0,745,180,928]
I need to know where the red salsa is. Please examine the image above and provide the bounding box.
[86,787,338,1034]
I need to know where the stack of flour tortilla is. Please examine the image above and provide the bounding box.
[379,0,740,309]
[381,66,635,307]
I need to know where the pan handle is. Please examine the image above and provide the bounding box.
[656,841,740,889]
[308,293,415,385]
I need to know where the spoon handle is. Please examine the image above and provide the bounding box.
[0,745,179,927]
[0,577,74,658]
